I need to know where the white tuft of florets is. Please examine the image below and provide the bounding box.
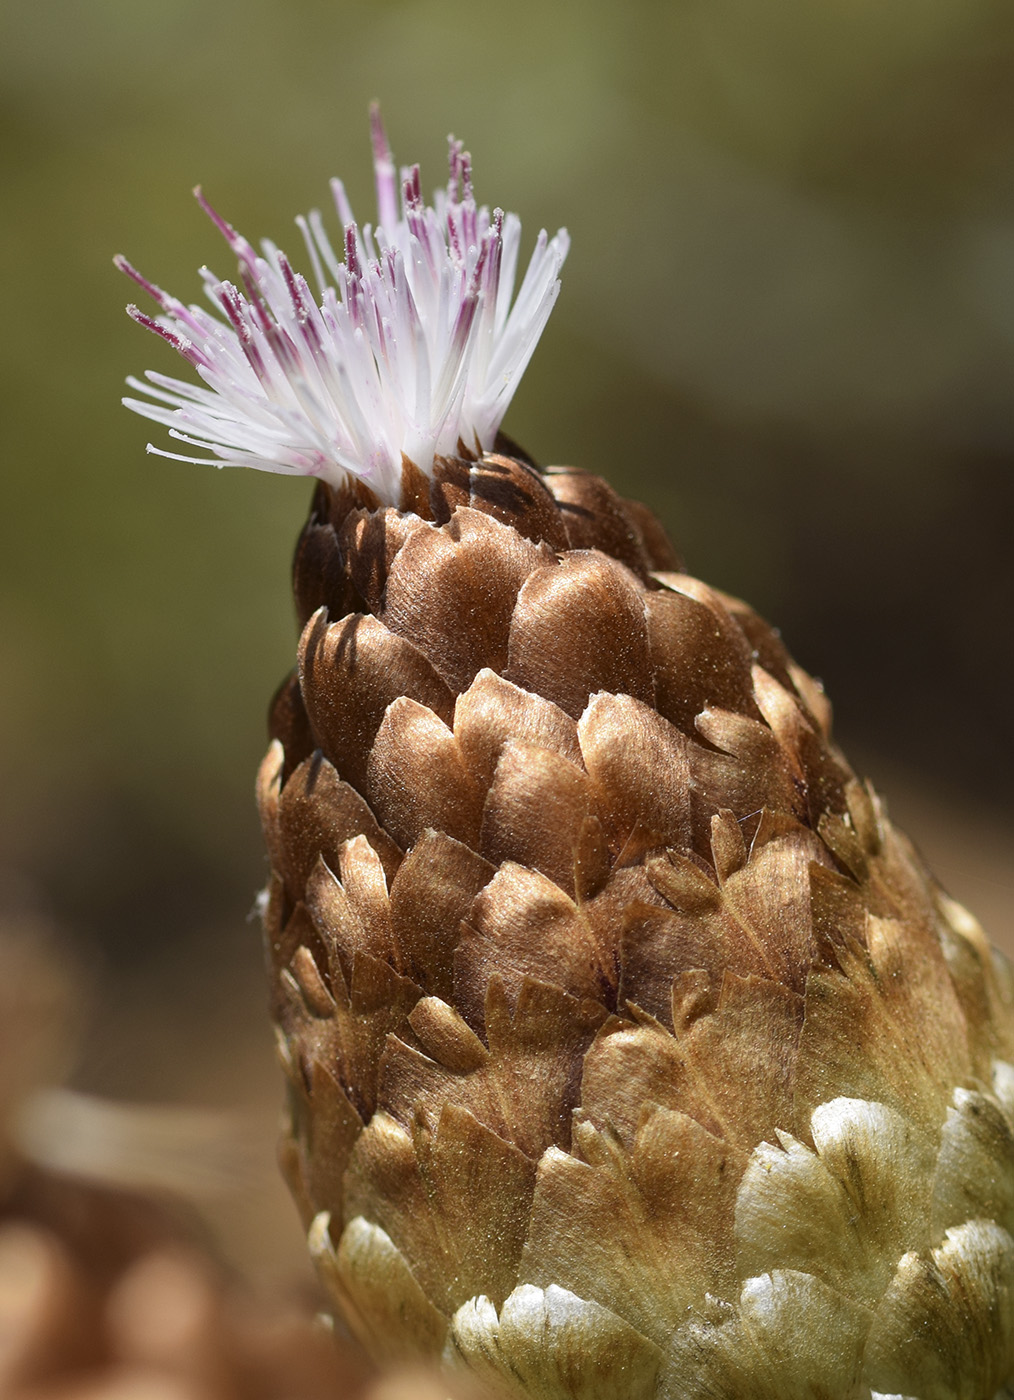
[118,107,569,502]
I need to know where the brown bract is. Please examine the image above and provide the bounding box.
[259,450,1014,1397]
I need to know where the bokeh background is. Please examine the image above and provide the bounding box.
[2,0,1013,1280]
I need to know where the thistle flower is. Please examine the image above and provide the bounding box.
[120,120,1014,1400]
[119,106,568,504]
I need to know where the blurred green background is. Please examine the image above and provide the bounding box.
[2,0,1013,1269]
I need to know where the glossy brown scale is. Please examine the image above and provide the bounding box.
[260,449,1005,1382]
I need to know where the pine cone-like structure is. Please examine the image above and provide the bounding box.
[259,450,1014,1400]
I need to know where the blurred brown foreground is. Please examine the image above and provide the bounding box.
[0,926,487,1400]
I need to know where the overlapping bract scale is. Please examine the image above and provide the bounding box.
[259,450,1014,1399]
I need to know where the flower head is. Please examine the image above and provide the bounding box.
[118,108,568,502]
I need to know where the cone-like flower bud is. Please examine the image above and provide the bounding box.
[121,122,1014,1398]
[260,455,1014,1399]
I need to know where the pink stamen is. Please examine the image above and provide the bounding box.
[463,192,477,254]
[406,204,428,252]
[278,251,322,341]
[468,238,489,299]
[482,214,504,300]
[447,278,479,364]
[369,102,398,235]
[217,282,252,340]
[404,166,423,212]
[344,225,363,282]
[217,283,268,377]
[114,255,168,308]
[235,264,275,339]
[116,254,213,343]
[447,137,469,205]
[263,319,302,379]
[447,209,463,263]
[345,273,364,331]
[126,305,210,369]
[194,186,259,271]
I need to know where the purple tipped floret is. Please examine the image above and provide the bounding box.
[369,103,399,236]
[120,113,568,498]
